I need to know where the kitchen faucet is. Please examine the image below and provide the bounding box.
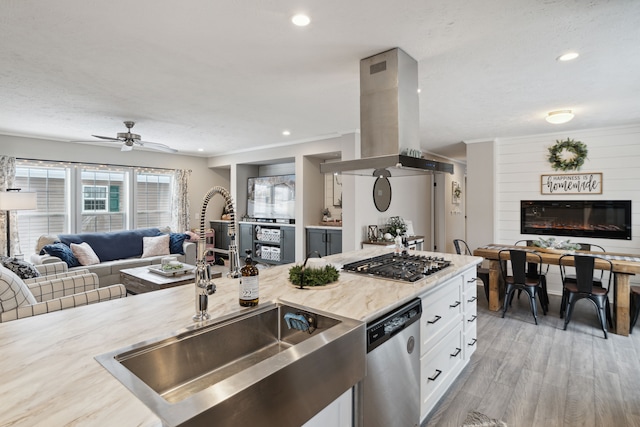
[193,186,241,321]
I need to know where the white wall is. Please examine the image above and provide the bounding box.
[0,134,222,229]
[466,140,495,252]
[353,173,431,250]
[469,124,640,294]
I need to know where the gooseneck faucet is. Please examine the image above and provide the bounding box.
[193,186,241,322]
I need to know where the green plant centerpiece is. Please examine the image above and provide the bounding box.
[531,237,581,251]
[384,216,407,237]
[289,264,340,287]
[547,138,588,171]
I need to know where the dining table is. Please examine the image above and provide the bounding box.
[473,244,640,336]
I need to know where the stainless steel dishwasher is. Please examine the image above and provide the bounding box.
[356,298,422,427]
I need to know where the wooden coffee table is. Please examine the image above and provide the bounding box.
[120,264,223,295]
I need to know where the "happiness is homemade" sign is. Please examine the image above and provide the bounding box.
[540,173,602,195]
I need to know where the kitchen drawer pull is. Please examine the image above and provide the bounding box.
[427,315,442,324]
[467,296,477,303]
[449,301,461,308]
[427,369,442,382]
[450,347,461,357]
[467,315,478,323]
[468,338,477,347]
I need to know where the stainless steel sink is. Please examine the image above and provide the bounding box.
[96,301,364,427]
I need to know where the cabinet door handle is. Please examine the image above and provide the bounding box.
[449,301,461,308]
[467,296,477,303]
[427,315,441,324]
[427,369,442,382]
[468,315,477,323]
[450,347,461,357]
[468,338,477,347]
[427,315,442,325]
[467,278,477,283]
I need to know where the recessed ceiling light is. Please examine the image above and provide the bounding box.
[282,130,291,136]
[545,110,575,124]
[557,52,579,62]
[197,148,204,152]
[291,14,310,26]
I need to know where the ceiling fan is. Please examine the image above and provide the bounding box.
[85,121,177,153]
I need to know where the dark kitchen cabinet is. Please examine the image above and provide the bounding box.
[238,222,295,265]
[210,220,231,251]
[209,220,232,261]
[306,228,342,257]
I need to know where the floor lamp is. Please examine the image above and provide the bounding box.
[0,188,37,258]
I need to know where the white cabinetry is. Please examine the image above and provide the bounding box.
[462,268,478,359]
[419,267,477,422]
[302,388,352,427]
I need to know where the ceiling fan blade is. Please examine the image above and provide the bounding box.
[137,140,178,153]
[92,134,122,141]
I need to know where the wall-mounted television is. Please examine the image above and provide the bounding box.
[521,200,632,240]
[247,174,295,222]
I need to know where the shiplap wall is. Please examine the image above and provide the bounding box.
[495,124,640,293]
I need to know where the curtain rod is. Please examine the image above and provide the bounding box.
[16,157,192,173]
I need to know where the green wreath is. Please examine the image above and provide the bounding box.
[547,138,588,171]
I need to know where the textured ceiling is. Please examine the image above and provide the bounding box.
[1,0,639,160]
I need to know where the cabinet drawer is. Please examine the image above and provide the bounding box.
[462,268,478,294]
[464,322,477,360]
[421,283,462,350]
[463,286,477,314]
[420,323,464,417]
[464,301,478,331]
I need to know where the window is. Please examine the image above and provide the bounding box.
[80,169,127,233]
[15,160,176,255]
[136,172,172,228]
[82,185,108,212]
[14,164,68,255]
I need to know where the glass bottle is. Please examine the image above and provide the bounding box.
[239,249,259,307]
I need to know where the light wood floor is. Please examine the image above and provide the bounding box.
[422,288,640,427]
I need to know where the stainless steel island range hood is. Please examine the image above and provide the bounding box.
[321,48,453,176]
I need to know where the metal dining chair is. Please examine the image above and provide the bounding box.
[514,240,550,309]
[498,249,548,325]
[630,286,640,334]
[559,254,613,339]
[453,239,490,303]
[562,243,606,286]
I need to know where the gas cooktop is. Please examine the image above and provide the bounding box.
[342,252,452,282]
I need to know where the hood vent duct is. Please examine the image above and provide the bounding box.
[321,48,453,176]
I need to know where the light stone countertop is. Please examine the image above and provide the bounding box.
[0,247,481,426]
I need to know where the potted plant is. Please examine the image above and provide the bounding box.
[384,216,406,238]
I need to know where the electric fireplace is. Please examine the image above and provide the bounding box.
[521,200,632,240]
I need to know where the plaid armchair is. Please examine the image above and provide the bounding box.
[0,261,127,323]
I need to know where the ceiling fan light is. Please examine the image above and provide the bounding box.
[557,52,579,62]
[545,110,574,124]
[291,14,310,26]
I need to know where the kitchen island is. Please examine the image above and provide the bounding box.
[0,248,481,426]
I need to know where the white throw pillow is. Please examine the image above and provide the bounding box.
[71,242,100,266]
[142,234,170,258]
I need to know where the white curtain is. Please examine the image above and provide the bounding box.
[171,169,191,232]
[0,156,17,257]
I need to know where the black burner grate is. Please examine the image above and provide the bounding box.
[342,253,451,282]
